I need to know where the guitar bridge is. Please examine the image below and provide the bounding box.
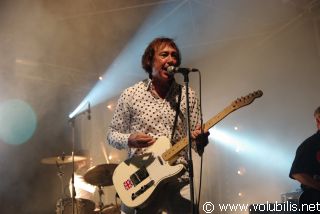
[131,180,155,201]
[130,166,149,186]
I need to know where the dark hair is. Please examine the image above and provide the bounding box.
[141,37,181,79]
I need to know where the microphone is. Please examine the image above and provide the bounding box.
[87,102,91,120]
[166,66,199,75]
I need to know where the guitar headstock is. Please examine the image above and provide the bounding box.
[231,90,263,110]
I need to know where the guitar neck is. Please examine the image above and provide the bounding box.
[203,104,236,132]
[161,90,263,162]
[162,104,236,161]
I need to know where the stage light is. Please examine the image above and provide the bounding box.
[235,144,244,153]
[209,127,247,152]
[0,99,37,145]
[237,167,246,176]
[68,101,89,119]
[68,1,189,118]
[209,127,292,172]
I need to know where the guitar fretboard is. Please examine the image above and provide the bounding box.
[162,105,236,161]
[161,90,262,161]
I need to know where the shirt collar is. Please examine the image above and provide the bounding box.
[146,78,152,91]
[146,78,177,100]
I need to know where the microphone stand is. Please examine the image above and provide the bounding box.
[68,116,77,214]
[68,102,91,214]
[180,70,196,214]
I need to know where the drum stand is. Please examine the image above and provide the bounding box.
[83,163,119,214]
[55,161,66,214]
[97,186,104,214]
[68,102,90,214]
[41,152,89,213]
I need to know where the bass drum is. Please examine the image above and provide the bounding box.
[56,198,96,214]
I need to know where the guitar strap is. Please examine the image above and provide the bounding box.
[170,85,182,144]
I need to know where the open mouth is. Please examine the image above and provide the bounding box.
[163,69,172,76]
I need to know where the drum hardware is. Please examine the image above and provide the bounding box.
[41,153,69,213]
[41,155,87,165]
[83,164,118,214]
[68,104,90,214]
[97,186,104,214]
[92,190,120,214]
[56,156,67,199]
[83,164,117,187]
[41,153,88,214]
[56,197,95,214]
[94,203,120,214]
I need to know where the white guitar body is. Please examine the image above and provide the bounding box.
[112,136,184,208]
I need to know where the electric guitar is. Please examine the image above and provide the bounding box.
[112,90,263,208]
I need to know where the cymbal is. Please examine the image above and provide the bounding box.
[84,163,117,186]
[41,155,87,165]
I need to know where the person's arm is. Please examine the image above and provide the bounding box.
[107,89,132,150]
[292,173,320,191]
[107,88,155,150]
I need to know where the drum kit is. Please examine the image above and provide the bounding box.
[41,154,120,214]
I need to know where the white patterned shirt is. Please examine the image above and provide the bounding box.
[107,79,200,167]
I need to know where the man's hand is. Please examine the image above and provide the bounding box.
[192,125,210,155]
[128,133,156,148]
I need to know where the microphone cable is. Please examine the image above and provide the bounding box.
[195,70,205,213]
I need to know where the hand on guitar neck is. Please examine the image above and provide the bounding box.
[193,125,210,156]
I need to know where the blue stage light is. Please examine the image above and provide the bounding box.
[0,99,37,145]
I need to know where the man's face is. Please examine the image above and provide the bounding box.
[151,44,178,82]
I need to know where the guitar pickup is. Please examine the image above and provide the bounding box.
[131,180,155,201]
[130,166,149,186]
